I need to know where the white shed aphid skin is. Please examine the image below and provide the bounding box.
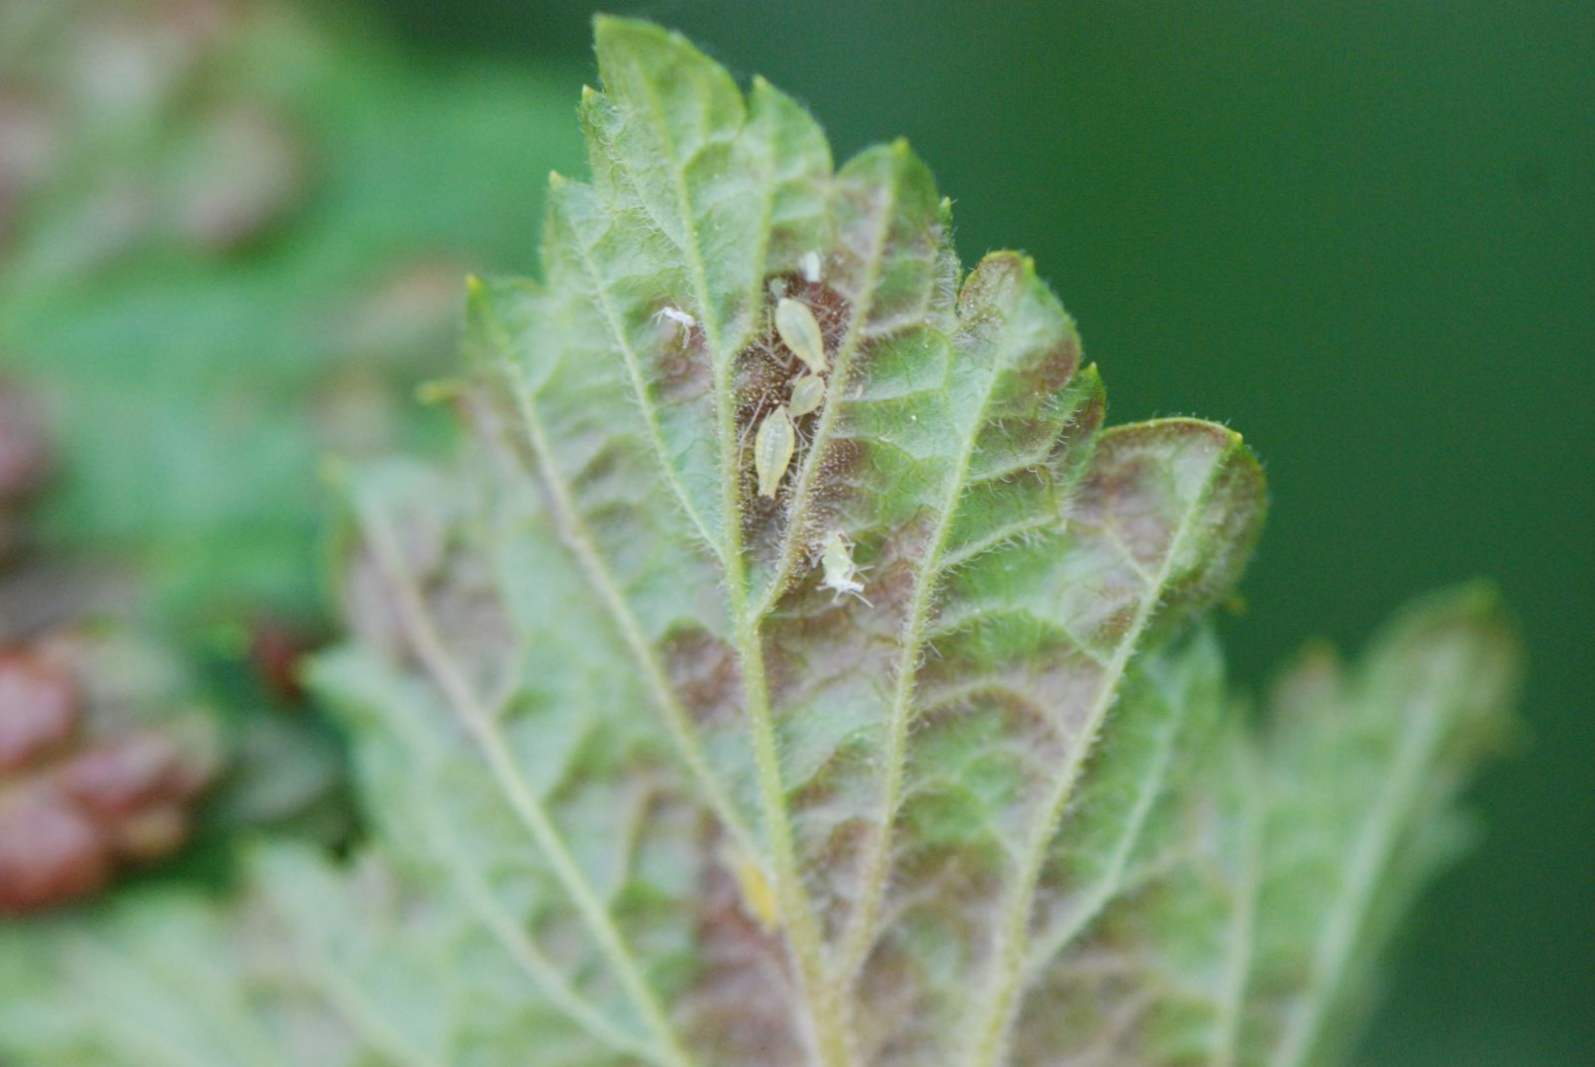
[788,373,826,418]
[820,529,871,605]
[753,404,796,498]
[652,305,697,332]
[775,296,827,375]
[800,250,823,283]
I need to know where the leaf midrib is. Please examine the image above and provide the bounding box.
[472,286,759,865]
[358,497,695,1067]
[409,743,663,1063]
[601,47,847,1066]
[750,152,905,619]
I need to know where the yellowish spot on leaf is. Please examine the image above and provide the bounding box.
[728,848,782,931]
[775,296,827,374]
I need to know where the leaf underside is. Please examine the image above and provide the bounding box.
[0,18,1518,1067]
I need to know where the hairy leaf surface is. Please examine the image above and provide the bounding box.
[0,19,1520,1067]
[1012,585,1518,1067]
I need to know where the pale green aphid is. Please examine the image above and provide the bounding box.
[775,296,827,374]
[788,373,826,418]
[753,404,796,498]
[820,529,870,604]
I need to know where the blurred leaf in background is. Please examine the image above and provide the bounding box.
[0,0,584,883]
[0,0,583,628]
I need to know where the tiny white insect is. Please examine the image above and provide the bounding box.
[753,405,796,498]
[800,250,823,284]
[787,373,826,418]
[820,530,871,605]
[653,305,697,331]
[774,297,827,375]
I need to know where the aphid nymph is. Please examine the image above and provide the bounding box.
[800,250,823,284]
[788,373,826,418]
[820,530,870,605]
[775,297,827,375]
[754,404,796,498]
[653,305,697,331]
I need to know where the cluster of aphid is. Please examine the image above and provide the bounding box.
[757,255,871,606]
[654,251,870,605]
[751,288,828,497]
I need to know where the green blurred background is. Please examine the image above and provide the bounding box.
[362,1,1593,1063]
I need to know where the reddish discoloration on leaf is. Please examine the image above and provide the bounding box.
[661,626,742,728]
[684,830,806,1066]
[654,308,714,404]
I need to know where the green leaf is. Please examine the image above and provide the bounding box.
[1239,584,1519,1067]
[0,19,1519,1067]
[459,19,1268,1060]
[1013,584,1520,1067]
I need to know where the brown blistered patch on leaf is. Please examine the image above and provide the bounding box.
[683,827,806,1066]
[342,479,516,713]
[652,302,715,405]
[662,626,743,729]
[1074,420,1266,640]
